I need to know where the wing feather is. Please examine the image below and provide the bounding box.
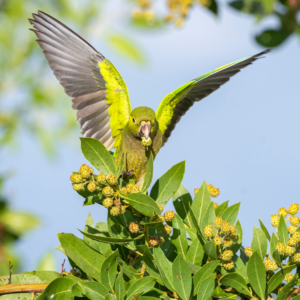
[156,49,270,144]
[29,11,131,150]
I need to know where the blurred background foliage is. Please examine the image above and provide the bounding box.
[0,0,298,274]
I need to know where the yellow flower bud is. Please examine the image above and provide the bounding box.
[288,203,299,215]
[155,215,165,223]
[73,183,84,191]
[162,225,172,235]
[120,186,128,194]
[250,298,259,300]
[288,237,298,247]
[292,253,300,263]
[149,236,160,246]
[222,260,234,270]
[204,225,214,239]
[79,164,93,178]
[214,217,223,229]
[230,225,237,235]
[129,222,140,233]
[208,184,220,197]
[278,207,288,218]
[221,250,233,261]
[288,225,297,234]
[214,236,222,246]
[264,258,278,271]
[223,236,233,248]
[290,216,300,227]
[175,17,184,27]
[164,211,175,222]
[275,243,286,255]
[96,174,106,184]
[110,206,120,216]
[70,174,83,183]
[213,202,219,209]
[221,221,231,235]
[293,231,300,242]
[87,181,97,192]
[270,214,280,227]
[102,186,114,197]
[285,273,294,283]
[244,247,252,257]
[119,205,126,215]
[158,236,165,246]
[194,188,199,195]
[103,198,113,208]
[285,246,296,256]
[106,174,117,186]
[158,204,164,212]
[126,183,139,194]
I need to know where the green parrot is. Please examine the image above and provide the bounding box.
[29,11,269,185]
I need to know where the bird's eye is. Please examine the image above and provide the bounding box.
[132,117,136,124]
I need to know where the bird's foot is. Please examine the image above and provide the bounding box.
[120,170,134,179]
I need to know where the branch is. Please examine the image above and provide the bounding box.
[0,284,48,295]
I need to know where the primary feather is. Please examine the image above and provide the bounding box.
[29,11,269,184]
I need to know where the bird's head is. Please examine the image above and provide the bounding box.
[127,106,157,139]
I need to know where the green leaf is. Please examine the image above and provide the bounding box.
[143,256,164,285]
[232,255,249,283]
[117,257,140,280]
[220,273,252,297]
[140,221,164,229]
[136,245,153,260]
[186,228,198,242]
[21,271,59,283]
[173,184,194,228]
[122,193,161,217]
[259,219,271,242]
[267,265,296,294]
[193,260,220,296]
[101,250,119,292]
[72,281,109,300]
[221,203,240,225]
[270,233,280,258]
[116,156,125,179]
[171,215,188,259]
[201,202,216,231]
[192,181,211,231]
[115,272,126,300]
[153,246,175,291]
[107,214,136,250]
[172,254,192,300]
[58,233,105,282]
[278,215,289,245]
[272,249,282,268]
[79,228,141,244]
[1,211,39,236]
[251,227,268,260]
[80,137,116,176]
[150,161,185,206]
[107,33,146,64]
[141,152,153,193]
[256,28,291,48]
[189,202,206,244]
[186,239,204,267]
[203,240,218,260]
[188,262,201,274]
[247,251,266,299]
[38,277,80,300]
[84,213,111,256]
[215,201,229,217]
[277,273,298,300]
[126,277,156,300]
[0,274,53,285]
[105,293,117,300]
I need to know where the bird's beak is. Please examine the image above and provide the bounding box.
[139,121,151,139]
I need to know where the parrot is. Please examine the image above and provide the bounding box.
[29,11,269,185]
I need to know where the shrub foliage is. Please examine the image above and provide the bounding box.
[1,137,300,300]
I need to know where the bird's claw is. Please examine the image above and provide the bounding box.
[120,170,134,179]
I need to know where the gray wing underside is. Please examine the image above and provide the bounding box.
[163,49,270,145]
[29,10,115,150]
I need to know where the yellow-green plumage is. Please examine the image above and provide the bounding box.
[29,11,270,184]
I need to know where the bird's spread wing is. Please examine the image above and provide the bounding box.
[156,49,270,145]
[29,11,131,150]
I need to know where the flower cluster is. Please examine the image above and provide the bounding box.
[132,0,213,27]
[203,216,238,270]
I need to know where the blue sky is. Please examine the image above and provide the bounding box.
[2,2,300,272]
